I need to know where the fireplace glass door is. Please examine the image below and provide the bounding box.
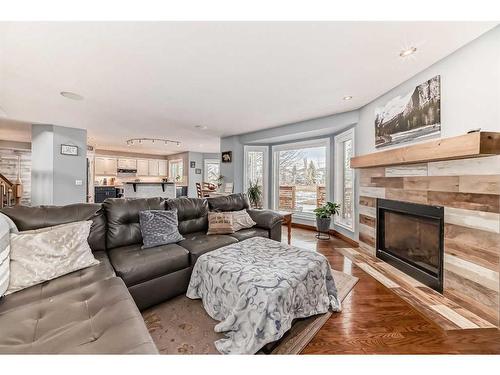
[383,211,440,275]
[377,199,444,292]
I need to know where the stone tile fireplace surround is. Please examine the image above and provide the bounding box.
[353,134,500,328]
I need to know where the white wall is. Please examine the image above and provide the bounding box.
[357,25,500,156]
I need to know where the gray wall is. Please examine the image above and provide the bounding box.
[220,110,359,195]
[31,124,87,206]
[188,152,204,197]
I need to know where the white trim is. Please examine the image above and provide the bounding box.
[243,145,269,208]
[334,128,355,232]
[272,137,331,218]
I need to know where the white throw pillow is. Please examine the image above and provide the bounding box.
[6,220,99,295]
[231,210,257,232]
[0,214,11,296]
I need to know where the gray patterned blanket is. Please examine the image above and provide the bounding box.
[186,237,341,354]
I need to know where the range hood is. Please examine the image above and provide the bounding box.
[117,168,137,174]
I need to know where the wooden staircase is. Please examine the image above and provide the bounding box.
[0,173,21,209]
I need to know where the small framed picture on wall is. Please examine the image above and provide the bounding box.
[60,144,78,156]
[195,168,202,174]
[222,151,232,163]
[190,161,196,168]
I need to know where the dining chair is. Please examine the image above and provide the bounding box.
[196,182,203,198]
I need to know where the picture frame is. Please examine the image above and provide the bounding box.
[195,168,202,174]
[60,144,78,156]
[375,75,441,148]
[190,161,196,168]
[221,151,232,163]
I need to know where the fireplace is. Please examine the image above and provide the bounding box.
[376,198,444,292]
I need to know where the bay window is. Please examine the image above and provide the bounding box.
[272,138,330,218]
[334,128,355,231]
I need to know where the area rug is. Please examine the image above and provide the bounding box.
[142,269,358,355]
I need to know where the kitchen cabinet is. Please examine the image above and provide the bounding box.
[95,157,117,175]
[148,159,159,176]
[137,159,149,176]
[117,158,137,170]
[158,160,167,176]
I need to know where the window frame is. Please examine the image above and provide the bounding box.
[334,128,356,232]
[271,138,331,220]
[203,158,220,185]
[243,145,269,208]
[168,159,184,183]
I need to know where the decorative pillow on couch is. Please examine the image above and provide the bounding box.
[207,210,256,235]
[6,220,99,295]
[231,209,257,231]
[139,209,184,249]
[207,211,235,235]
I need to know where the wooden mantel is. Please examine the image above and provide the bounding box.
[351,132,500,168]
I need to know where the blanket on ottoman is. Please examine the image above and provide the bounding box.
[186,237,341,354]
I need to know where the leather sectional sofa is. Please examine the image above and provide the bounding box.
[0,193,283,354]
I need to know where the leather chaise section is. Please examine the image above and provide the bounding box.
[108,243,189,287]
[0,251,115,314]
[0,277,158,354]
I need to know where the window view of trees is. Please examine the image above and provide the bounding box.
[277,146,326,214]
[341,139,353,223]
[169,159,184,182]
[246,151,264,186]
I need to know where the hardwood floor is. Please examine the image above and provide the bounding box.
[286,227,500,354]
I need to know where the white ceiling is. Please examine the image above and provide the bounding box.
[0,22,496,154]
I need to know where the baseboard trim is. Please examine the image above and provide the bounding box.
[289,223,359,247]
[331,229,359,248]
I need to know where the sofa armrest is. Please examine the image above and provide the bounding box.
[247,209,284,230]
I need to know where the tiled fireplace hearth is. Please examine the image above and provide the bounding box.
[351,133,500,329]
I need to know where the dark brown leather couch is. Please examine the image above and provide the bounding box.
[0,193,282,354]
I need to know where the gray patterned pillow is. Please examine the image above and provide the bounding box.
[139,209,184,249]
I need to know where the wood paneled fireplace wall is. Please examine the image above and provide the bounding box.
[353,133,500,326]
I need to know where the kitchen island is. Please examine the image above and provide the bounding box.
[124,181,176,199]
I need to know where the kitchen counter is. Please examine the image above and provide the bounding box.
[123,181,176,199]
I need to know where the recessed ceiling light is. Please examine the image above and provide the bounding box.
[343,96,353,101]
[60,91,84,100]
[194,125,208,130]
[399,47,417,58]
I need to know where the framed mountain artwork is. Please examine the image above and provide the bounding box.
[375,75,441,148]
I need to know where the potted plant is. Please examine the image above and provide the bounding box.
[216,175,224,190]
[313,201,341,234]
[247,181,263,208]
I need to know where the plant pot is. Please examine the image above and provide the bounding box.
[316,216,331,233]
